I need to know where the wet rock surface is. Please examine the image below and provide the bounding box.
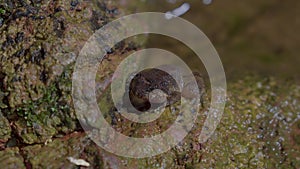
[1,77,299,169]
[199,77,300,168]
[95,76,300,168]
[0,110,11,146]
[0,147,25,169]
[0,0,139,146]
[0,0,140,167]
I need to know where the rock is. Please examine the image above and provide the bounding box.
[0,111,11,143]
[22,133,87,169]
[0,76,298,168]
[0,0,141,145]
[0,147,26,169]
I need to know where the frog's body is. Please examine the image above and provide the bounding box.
[123,66,205,112]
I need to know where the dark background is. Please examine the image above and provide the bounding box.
[120,0,300,82]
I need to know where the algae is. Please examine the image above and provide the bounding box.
[0,110,11,143]
[0,147,25,169]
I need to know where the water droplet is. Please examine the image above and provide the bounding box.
[202,0,213,5]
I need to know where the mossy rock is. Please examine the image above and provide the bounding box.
[84,76,300,168]
[0,111,11,143]
[0,147,25,169]
[0,76,299,168]
[22,133,89,168]
[0,0,143,145]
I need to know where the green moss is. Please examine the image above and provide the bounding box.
[0,90,8,109]
[0,8,5,15]
[0,148,25,169]
[0,111,11,142]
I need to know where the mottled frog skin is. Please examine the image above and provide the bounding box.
[123,66,205,112]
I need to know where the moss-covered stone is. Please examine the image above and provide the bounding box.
[0,76,299,168]
[0,147,25,169]
[0,111,11,143]
[0,0,141,145]
[22,133,89,169]
[91,76,300,168]
[197,77,300,168]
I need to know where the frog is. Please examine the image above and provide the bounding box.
[122,65,205,113]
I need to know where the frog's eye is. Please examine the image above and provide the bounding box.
[160,81,169,87]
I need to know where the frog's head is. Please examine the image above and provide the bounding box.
[125,68,180,113]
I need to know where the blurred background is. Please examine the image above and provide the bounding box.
[119,0,300,82]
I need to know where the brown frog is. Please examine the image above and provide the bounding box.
[123,66,205,112]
